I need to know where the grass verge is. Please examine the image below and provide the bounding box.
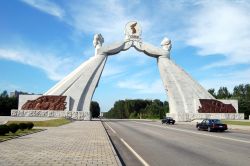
[222,120,250,126]
[0,129,44,142]
[6,118,71,127]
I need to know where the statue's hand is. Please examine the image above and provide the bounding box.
[93,34,104,49]
[133,41,169,58]
[97,41,132,56]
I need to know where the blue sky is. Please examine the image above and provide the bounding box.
[0,0,250,112]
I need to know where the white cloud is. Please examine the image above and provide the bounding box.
[200,68,250,91]
[13,0,250,91]
[0,48,76,81]
[20,0,250,70]
[99,48,155,84]
[106,49,152,69]
[65,0,127,42]
[102,64,126,77]
[19,0,155,56]
[21,0,65,19]
[63,0,151,43]
[117,78,165,95]
[185,0,250,68]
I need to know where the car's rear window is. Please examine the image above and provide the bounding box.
[211,119,221,124]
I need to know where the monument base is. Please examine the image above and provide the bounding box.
[167,113,244,122]
[11,110,91,120]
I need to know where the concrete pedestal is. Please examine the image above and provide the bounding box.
[11,110,91,120]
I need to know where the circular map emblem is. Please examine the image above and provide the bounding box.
[124,21,142,41]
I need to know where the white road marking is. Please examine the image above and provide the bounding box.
[135,122,250,144]
[105,122,150,166]
[105,122,117,134]
[120,138,150,166]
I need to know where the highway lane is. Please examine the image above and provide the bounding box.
[147,121,250,143]
[103,120,250,166]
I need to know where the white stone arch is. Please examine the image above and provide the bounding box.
[13,22,243,121]
[44,31,214,120]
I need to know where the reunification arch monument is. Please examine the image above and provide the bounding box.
[12,21,244,121]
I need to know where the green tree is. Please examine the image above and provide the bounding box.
[90,101,100,118]
[208,88,216,98]
[104,99,168,119]
[232,84,250,119]
[217,87,231,99]
[245,84,250,100]
[232,84,245,99]
[0,91,18,116]
[238,100,250,119]
[0,90,8,97]
[143,102,163,119]
[104,84,250,119]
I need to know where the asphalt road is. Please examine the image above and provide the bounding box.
[103,120,250,166]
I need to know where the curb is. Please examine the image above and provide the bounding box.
[101,121,123,166]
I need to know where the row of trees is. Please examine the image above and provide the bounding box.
[1,84,249,119]
[104,84,250,119]
[208,84,250,119]
[104,99,169,119]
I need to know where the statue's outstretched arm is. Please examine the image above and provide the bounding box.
[99,41,133,55]
[133,37,171,58]
[93,33,133,56]
[133,42,167,58]
[92,33,171,58]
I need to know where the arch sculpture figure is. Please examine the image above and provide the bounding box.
[13,21,243,121]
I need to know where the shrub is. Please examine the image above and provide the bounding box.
[26,122,34,130]
[0,124,9,135]
[19,123,28,130]
[8,123,19,133]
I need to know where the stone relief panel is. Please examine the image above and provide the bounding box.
[21,96,67,111]
[198,99,236,113]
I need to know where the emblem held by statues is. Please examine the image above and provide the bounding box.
[125,21,142,41]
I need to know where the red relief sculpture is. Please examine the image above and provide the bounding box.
[198,99,236,113]
[21,96,67,111]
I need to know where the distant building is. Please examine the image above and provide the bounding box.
[9,91,29,98]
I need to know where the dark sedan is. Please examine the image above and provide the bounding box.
[162,117,175,124]
[196,119,228,132]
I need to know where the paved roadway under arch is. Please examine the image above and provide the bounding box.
[103,119,250,166]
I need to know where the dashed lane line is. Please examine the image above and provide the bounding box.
[134,122,250,144]
[120,138,150,166]
[104,122,150,166]
[105,122,117,134]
